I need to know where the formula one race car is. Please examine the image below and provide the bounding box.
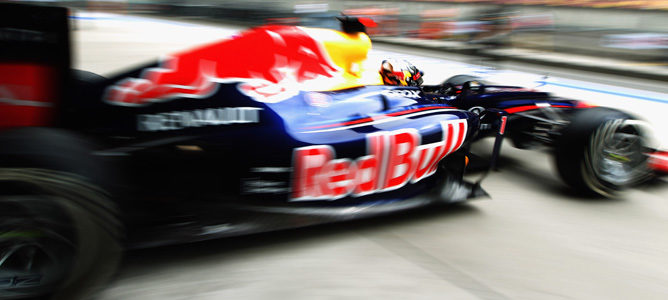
[0,3,653,300]
[421,75,652,197]
[1,5,496,300]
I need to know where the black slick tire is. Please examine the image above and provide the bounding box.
[554,107,648,197]
[0,128,122,300]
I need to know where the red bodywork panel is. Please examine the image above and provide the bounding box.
[0,64,57,129]
[0,3,71,130]
[648,151,668,174]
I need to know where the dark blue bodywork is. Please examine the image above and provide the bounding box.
[65,75,483,247]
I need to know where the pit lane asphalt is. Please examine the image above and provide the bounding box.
[71,14,668,300]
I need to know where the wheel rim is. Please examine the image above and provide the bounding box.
[0,197,76,299]
[585,119,648,193]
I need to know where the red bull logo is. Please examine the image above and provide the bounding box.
[291,119,468,201]
[104,25,339,106]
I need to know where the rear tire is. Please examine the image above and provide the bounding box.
[554,107,649,197]
[0,128,122,300]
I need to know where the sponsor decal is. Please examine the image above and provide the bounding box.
[381,89,421,99]
[104,26,338,106]
[305,92,332,108]
[137,107,261,132]
[499,116,507,135]
[242,167,292,194]
[243,179,290,194]
[291,119,467,201]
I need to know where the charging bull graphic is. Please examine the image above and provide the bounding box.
[104,25,340,106]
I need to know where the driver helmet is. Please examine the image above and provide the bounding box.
[379,59,424,86]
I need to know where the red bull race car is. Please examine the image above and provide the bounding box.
[420,75,655,197]
[0,3,659,300]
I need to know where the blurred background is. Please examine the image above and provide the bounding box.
[7,0,667,65]
[1,1,667,300]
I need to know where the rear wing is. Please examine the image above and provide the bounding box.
[0,3,71,129]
